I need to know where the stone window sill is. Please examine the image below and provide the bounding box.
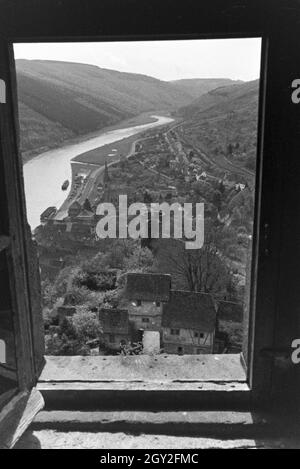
[37,354,249,410]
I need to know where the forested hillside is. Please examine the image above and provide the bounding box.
[178,80,259,171]
[16,59,191,160]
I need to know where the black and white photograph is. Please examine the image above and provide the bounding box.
[0,0,299,453]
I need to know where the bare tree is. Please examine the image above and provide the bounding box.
[156,222,232,296]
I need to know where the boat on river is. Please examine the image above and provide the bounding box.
[61,180,69,191]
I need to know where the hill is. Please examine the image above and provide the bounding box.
[178,80,260,172]
[170,78,242,99]
[178,79,259,118]
[16,59,192,160]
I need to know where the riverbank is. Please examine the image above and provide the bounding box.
[23,114,174,229]
[73,132,140,165]
[21,112,168,164]
[73,115,182,166]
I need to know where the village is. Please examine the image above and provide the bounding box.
[37,123,251,250]
[33,120,250,357]
[56,270,242,355]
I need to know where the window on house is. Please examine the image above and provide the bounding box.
[194,332,204,338]
[171,329,180,336]
[136,300,142,307]
[142,318,150,323]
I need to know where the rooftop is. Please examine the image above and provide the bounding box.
[162,290,216,332]
[217,300,243,323]
[125,273,171,302]
[77,209,94,219]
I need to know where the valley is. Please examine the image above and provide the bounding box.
[18,59,258,356]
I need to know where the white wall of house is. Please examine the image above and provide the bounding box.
[162,327,214,354]
[100,332,129,351]
[143,330,161,354]
[128,301,162,331]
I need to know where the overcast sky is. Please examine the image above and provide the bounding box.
[14,38,261,82]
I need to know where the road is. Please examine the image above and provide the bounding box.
[55,135,148,219]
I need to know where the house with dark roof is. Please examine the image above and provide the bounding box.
[68,201,82,219]
[76,208,95,225]
[162,290,216,355]
[69,223,93,240]
[125,273,171,334]
[98,308,130,351]
[217,300,243,323]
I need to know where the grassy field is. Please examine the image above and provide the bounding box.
[72,135,136,165]
[72,112,174,165]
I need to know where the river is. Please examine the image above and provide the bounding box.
[23,114,174,229]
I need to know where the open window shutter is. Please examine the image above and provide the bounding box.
[25,224,45,378]
[0,40,44,447]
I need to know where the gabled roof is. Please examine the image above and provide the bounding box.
[217,300,243,323]
[125,272,171,302]
[77,209,94,218]
[98,308,129,334]
[162,290,216,332]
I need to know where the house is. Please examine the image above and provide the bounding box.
[217,300,243,323]
[68,201,82,218]
[76,208,95,225]
[125,272,171,335]
[162,290,216,354]
[98,308,130,351]
[69,223,93,240]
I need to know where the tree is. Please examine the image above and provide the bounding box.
[157,222,232,297]
[227,143,233,156]
[212,189,222,212]
[45,308,102,356]
[83,198,92,212]
[123,245,154,273]
[72,307,102,342]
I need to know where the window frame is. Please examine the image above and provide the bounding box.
[0,0,298,418]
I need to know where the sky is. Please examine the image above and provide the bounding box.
[14,38,261,82]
